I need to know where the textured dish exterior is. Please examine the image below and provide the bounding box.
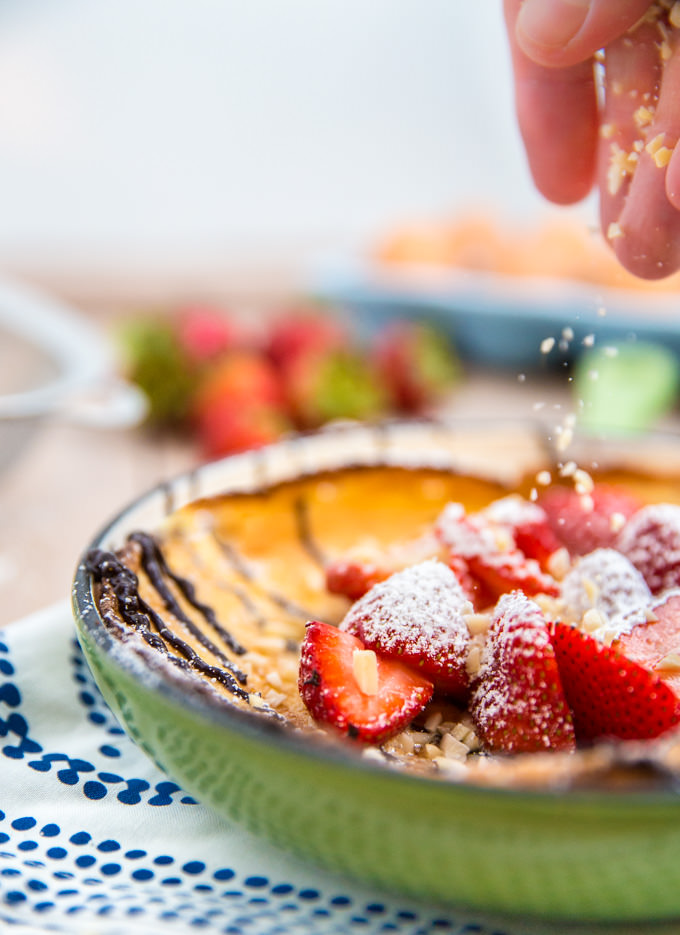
[72,619,680,921]
[72,421,680,922]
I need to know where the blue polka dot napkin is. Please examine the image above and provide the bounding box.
[0,604,666,935]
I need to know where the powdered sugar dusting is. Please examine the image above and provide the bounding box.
[482,495,547,528]
[341,559,468,657]
[617,503,680,594]
[434,503,494,557]
[560,548,652,641]
[470,592,574,754]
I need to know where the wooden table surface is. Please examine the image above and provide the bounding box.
[0,328,574,630]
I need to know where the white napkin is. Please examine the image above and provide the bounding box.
[0,604,671,935]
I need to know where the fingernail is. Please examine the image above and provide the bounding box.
[517,0,591,51]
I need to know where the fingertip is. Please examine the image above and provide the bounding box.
[516,0,591,65]
[607,224,680,280]
[666,151,680,211]
[516,0,656,68]
[533,171,594,206]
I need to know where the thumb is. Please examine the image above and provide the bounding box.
[515,0,654,67]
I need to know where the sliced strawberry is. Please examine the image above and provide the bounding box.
[614,591,680,695]
[616,503,680,594]
[483,496,563,571]
[467,550,560,601]
[340,559,471,700]
[551,621,680,743]
[435,501,559,603]
[325,557,391,602]
[326,534,444,603]
[446,553,494,609]
[513,520,564,571]
[469,591,575,754]
[539,484,641,556]
[434,502,489,557]
[298,620,433,744]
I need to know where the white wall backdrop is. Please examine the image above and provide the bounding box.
[0,0,595,276]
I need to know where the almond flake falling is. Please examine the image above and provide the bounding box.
[610,511,627,533]
[556,427,574,453]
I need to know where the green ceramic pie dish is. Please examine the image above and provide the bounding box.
[71,419,680,924]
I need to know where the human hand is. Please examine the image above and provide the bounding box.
[505,0,680,280]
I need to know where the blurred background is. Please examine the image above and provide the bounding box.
[3,0,676,627]
[0,0,566,302]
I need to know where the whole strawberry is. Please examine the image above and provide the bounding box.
[191,350,291,457]
[371,320,461,414]
[539,483,641,556]
[266,309,349,372]
[194,403,292,459]
[284,348,388,429]
[119,318,196,425]
[176,305,243,363]
[470,592,575,754]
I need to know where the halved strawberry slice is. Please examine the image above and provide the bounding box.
[325,556,391,602]
[446,553,494,609]
[469,592,575,754]
[483,495,563,571]
[467,550,560,601]
[340,559,472,700]
[539,483,641,556]
[435,501,559,603]
[325,534,442,602]
[551,621,680,743]
[616,503,680,594]
[298,621,433,744]
[613,591,680,695]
